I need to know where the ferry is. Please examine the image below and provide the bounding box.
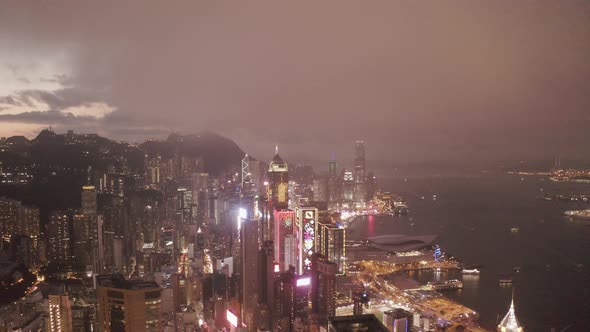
[510,227,519,233]
[564,209,590,220]
[461,268,480,275]
[498,276,513,284]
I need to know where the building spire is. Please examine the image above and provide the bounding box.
[275,144,279,155]
[498,287,522,331]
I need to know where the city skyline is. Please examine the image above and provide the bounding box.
[1,2,589,331]
[2,1,590,163]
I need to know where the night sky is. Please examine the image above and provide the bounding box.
[1,1,589,163]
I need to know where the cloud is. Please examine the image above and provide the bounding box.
[0,110,101,124]
[1,1,590,163]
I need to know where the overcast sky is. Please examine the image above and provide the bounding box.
[1,1,589,164]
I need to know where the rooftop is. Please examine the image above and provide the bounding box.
[96,274,160,290]
[328,314,389,332]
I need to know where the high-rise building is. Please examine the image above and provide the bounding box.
[171,273,189,311]
[47,211,72,267]
[353,141,366,204]
[383,309,413,332]
[312,178,328,202]
[366,171,376,201]
[81,185,97,216]
[327,155,341,205]
[268,147,289,209]
[0,197,21,247]
[317,222,346,275]
[354,141,366,181]
[96,274,162,332]
[92,215,105,274]
[342,171,354,202]
[241,219,260,330]
[311,255,337,319]
[19,204,41,266]
[273,268,311,331]
[294,274,311,328]
[258,241,275,317]
[72,212,92,270]
[296,207,318,273]
[284,234,298,272]
[47,294,73,332]
[274,210,295,270]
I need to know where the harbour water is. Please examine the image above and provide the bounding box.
[347,172,590,331]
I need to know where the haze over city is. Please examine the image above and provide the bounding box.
[1,2,590,332]
[2,1,590,163]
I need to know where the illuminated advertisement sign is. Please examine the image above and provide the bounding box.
[274,210,295,268]
[275,210,295,234]
[298,208,318,272]
[226,309,238,327]
[296,276,311,287]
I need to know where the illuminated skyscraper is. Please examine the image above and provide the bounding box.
[342,171,354,202]
[296,207,318,273]
[81,185,97,216]
[284,234,298,272]
[19,204,41,266]
[171,273,189,311]
[317,222,346,275]
[47,294,73,332]
[273,268,311,331]
[241,219,260,330]
[0,197,20,247]
[353,141,366,204]
[268,146,289,209]
[72,212,92,270]
[47,211,72,267]
[311,255,337,319]
[96,274,162,332]
[354,141,366,181]
[258,240,275,311]
[327,154,341,205]
[274,210,295,271]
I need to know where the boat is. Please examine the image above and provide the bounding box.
[499,275,513,284]
[510,227,519,233]
[461,268,480,275]
[563,209,590,220]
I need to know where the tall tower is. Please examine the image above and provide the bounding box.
[47,211,72,267]
[317,222,346,275]
[327,153,340,205]
[81,186,97,216]
[241,219,260,330]
[354,141,366,179]
[353,141,366,204]
[72,212,92,270]
[311,255,337,319]
[268,146,289,209]
[258,240,275,307]
[241,154,253,195]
